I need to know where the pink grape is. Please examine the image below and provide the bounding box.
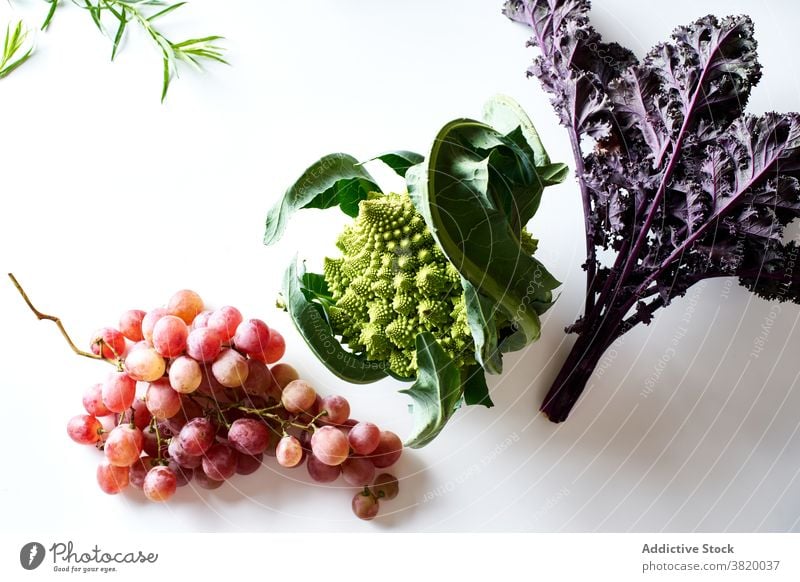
[236,452,263,475]
[276,435,303,468]
[348,422,381,455]
[341,456,376,487]
[82,383,110,417]
[211,348,249,388]
[90,327,126,360]
[67,414,102,445]
[352,491,379,520]
[319,395,350,426]
[281,380,316,414]
[168,356,202,394]
[104,425,143,467]
[152,315,189,358]
[192,310,213,329]
[202,444,237,481]
[186,327,222,362]
[207,306,242,342]
[261,330,286,364]
[270,363,299,388]
[194,470,224,490]
[141,308,168,346]
[168,461,193,487]
[371,473,399,500]
[145,379,182,420]
[306,454,341,483]
[242,359,273,397]
[178,417,216,456]
[124,346,166,382]
[143,466,177,502]
[228,418,269,456]
[97,462,130,494]
[167,290,204,325]
[119,397,152,431]
[310,426,349,466]
[102,371,136,413]
[119,309,146,342]
[371,431,403,468]
[233,319,271,358]
[129,456,156,489]
[168,438,202,469]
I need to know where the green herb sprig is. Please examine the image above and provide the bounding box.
[0,20,34,79]
[6,1,226,101]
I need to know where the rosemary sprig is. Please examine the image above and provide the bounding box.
[0,20,33,79]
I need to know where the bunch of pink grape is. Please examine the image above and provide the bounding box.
[66,290,402,520]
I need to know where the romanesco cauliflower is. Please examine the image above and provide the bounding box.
[323,192,474,377]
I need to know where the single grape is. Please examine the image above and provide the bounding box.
[168,437,203,469]
[211,348,249,388]
[352,491,379,521]
[260,330,286,364]
[102,371,136,413]
[177,417,216,456]
[124,346,166,382]
[371,431,403,468]
[168,461,193,487]
[319,395,350,426]
[192,310,213,330]
[97,462,130,494]
[82,383,110,417]
[235,452,263,475]
[168,356,202,394]
[167,290,204,325]
[186,327,222,362]
[371,473,399,500]
[141,308,168,346]
[348,422,381,455]
[341,456,376,487]
[152,315,189,358]
[270,363,299,389]
[97,414,117,443]
[119,309,146,342]
[67,414,102,445]
[104,425,143,467]
[233,319,271,359]
[207,306,243,342]
[310,426,349,466]
[119,397,152,431]
[228,418,270,456]
[90,327,127,360]
[275,435,303,468]
[242,359,275,398]
[194,469,224,490]
[129,456,156,489]
[202,444,237,481]
[143,466,177,502]
[145,379,182,420]
[306,454,341,483]
[281,379,316,414]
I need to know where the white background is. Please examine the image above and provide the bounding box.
[1,0,798,533]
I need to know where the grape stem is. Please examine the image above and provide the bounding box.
[7,273,116,365]
[151,418,166,464]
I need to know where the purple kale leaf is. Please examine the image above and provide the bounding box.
[504,0,800,421]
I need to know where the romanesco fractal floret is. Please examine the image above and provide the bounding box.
[323,192,474,377]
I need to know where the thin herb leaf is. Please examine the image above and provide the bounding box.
[0,21,33,80]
